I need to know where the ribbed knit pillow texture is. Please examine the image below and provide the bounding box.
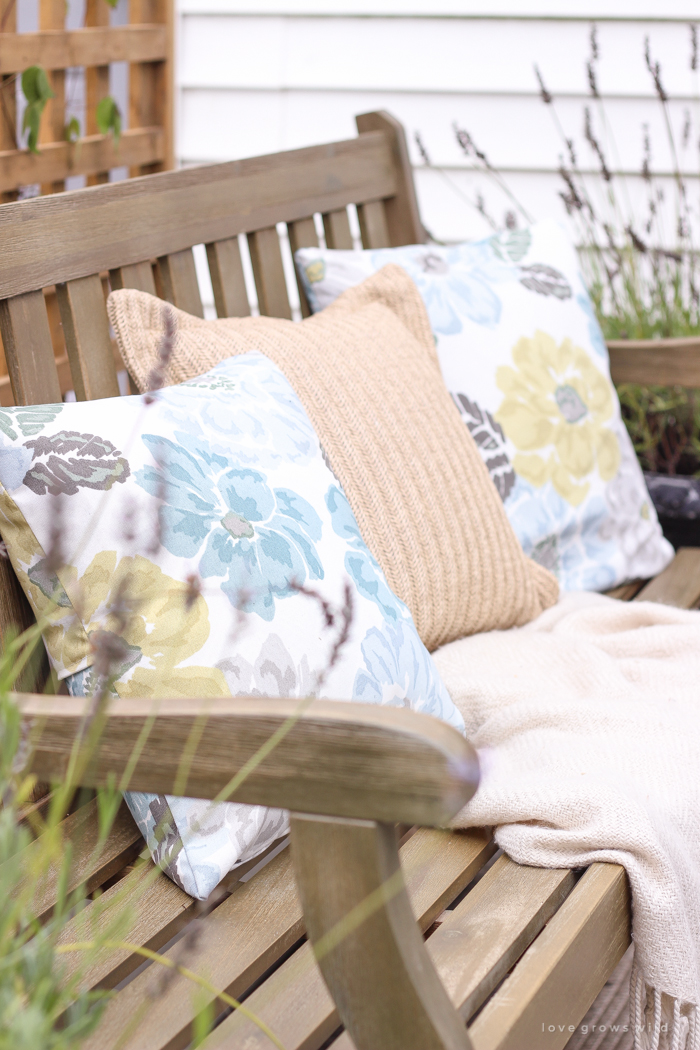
[108,265,558,650]
[295,224,674,593]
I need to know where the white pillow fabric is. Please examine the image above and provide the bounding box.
[0,352,463,899]
[295,220,673,591]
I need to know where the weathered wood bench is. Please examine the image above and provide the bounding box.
[4,110,700,1050]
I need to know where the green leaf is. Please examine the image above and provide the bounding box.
[21,65,54,106]
[20,66,54,153]
[22,103,41,154]
[96,95,121,145]
[64,116,81,144]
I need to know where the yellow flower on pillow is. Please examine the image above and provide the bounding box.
[64,552,228,699]
[495,330,620,506]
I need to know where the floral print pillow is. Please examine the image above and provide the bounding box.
[295,220,673,591]
[0,352,463,899]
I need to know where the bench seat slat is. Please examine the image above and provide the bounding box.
[467,864,630,1050]
[206,238,250,318]
[82,845,304,1050]
[57,274,121,401]
[205,828,495,1050]
[58,860,194,991]
[427,855,575,1022]
[11,798,142,923]
[332,869,628,1050]
[58,837,287,994]
[605,580,645,601]
[634,546,700,609]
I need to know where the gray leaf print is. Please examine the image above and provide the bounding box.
[452,393,516,501]
[519,264,572,300]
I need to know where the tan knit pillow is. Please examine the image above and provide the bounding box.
[108,265,557,650]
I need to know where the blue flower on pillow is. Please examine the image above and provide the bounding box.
[576,280,608,360]
[160,354,318,467]
[506,476,616,591]
[371,241,514,334]
[136,431,323,620]
[354,622,464,731]
[325,485,406,623]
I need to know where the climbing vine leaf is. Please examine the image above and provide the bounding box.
[96,96,121,146]
[21,65,54,154]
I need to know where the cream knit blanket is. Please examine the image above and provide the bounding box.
[432,591,700,1050]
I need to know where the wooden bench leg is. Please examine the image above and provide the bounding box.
[290,814,472,1050]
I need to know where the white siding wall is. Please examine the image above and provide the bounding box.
[177,2,700,247]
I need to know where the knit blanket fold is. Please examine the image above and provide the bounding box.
[432,591,700,1050]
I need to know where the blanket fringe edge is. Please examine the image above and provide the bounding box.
[631,956,698,1050]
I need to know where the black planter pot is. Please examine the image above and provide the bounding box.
[644,471,700,549]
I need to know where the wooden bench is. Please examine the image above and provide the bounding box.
[4,110,700,1050]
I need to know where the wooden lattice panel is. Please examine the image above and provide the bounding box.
[0,0,173,393]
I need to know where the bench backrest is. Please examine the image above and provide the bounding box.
[0,110,424,679]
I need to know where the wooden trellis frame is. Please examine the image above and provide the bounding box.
[0,0,173,195]
[0,0,173,399]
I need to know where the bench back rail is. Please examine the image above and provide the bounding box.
[0,109,422,680]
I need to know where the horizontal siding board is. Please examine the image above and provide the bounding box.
[179,88,700,176]
[178,0,700,20]
[178,17,699,98]
[176,8,700,247]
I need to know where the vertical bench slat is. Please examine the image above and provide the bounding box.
[57,275,120,401]
[206,238,250,318]
[358,200,391,249]
[0,292,62,405]
[248,227,292,319]
[323,208,354,249]
[288,217,320,318]
[355,112,425,247]
[110,262,158,296]
[157,249,204,317]
[0,558,48,692]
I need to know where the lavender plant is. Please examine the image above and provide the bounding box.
[0,608,126,1048]
[422,24,700,476]
[542,26,700,475]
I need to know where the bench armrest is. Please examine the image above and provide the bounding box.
[16,693,478,827]
[18,694,479,1049]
